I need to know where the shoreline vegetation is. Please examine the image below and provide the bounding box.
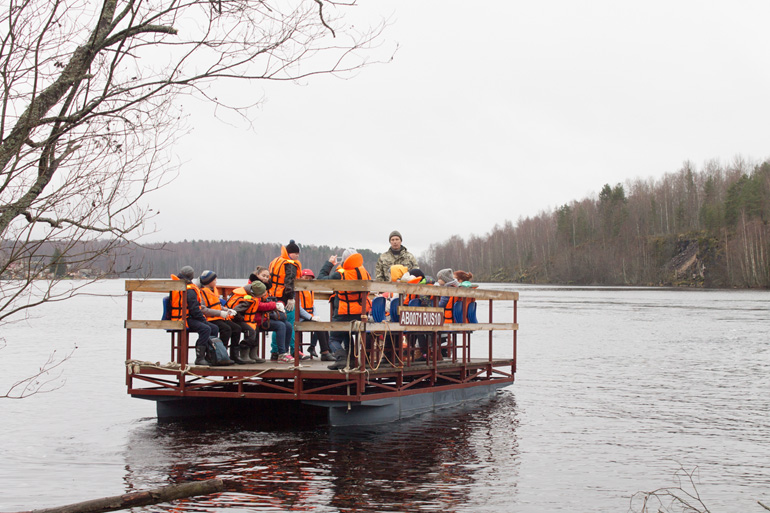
[426,156,770,289]
[5,157,770,289]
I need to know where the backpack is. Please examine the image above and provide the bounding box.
[206,337,232,366]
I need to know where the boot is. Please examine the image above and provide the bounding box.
[230,345,250,365]
[321,352,336,362]
[249,346,266,364]
[327,351,348,370]
[194,346,211,366]
[239,347,256,364]
[308,346,318,358]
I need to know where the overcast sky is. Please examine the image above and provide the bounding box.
[146,0,770,259]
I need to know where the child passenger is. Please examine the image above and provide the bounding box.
[197,270,243,364]
[252,267,302,362]
[253,266,308,361]
[170,266,219,366]
[225,281,268,364]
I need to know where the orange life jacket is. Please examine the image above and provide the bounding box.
[402,277,428,305]
[169,274,201,326]
[226,287,261,328]
[337,253,372,316]
[297,290,314,314]
[443,295,461,324]
[199,286,224,322]
[268,246,302,299]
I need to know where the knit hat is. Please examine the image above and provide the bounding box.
[389,230,402,241]
[199,270,217,285]
[286,239,300,254]
[301,268,315,278]
[250,281,267,296]
[410,268,425,279]
[437,268,454,284]
[178,266,194,282]
[342,247,356,263]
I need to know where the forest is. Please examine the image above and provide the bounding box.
[111,242,381,281]
[5,157,769,289]
[422,156,770,288]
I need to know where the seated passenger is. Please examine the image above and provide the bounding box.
[170,266,219,366]
[436,269,474,360]
[225,281,268,364]
[197,270,243,365]
[253,266,308,361]
[399,268,432,361]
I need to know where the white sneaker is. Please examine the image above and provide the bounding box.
[279,353,294,363]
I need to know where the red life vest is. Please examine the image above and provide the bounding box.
[268,246,302,299]
[337,253,372,316]
[226,287,261,328]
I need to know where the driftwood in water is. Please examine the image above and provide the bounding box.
[18,479,225,513]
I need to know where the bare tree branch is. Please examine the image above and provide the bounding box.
[0,344,76,399]
[0,0,391,390]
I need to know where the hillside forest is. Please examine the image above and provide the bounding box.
[423,156,770,288]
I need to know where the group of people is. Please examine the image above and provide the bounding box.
[169,230,473,369]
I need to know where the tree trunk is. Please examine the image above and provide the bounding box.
[18,479,225,513]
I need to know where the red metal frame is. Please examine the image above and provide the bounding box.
[125,280,518,406]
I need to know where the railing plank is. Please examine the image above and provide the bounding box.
[295,322,518,332]
[125,320,185,330]
[294,279,518,300]
[125,280,185,292]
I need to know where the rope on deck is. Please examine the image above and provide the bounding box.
[125,359,310,384]
[125,360,181,374]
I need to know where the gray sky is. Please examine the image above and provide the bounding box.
[147,0,770,259]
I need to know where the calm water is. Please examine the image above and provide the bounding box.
[1,281,769,512]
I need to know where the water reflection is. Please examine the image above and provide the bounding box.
[123,392,519,512]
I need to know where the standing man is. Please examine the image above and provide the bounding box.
[375,230,418,282]
[267,239,302,358]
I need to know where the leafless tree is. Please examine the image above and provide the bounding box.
[629,466,712,513]
[0,0,387,394]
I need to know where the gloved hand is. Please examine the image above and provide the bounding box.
[285,299,295,312]
[228,309,237,317]
[276,302,286,313]
[219,310,229,318]
[311,316,321,322]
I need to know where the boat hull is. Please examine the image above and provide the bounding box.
[135,381,511,426]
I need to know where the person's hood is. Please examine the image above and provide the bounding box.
[390,264,408,281]
[342,252,364,270]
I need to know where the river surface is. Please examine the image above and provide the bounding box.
[1,281,769,512]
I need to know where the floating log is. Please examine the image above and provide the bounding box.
[18,479,225,513]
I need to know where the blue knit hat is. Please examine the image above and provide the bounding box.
[200,270,217,285]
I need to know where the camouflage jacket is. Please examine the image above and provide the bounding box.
[375,246,418,282]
